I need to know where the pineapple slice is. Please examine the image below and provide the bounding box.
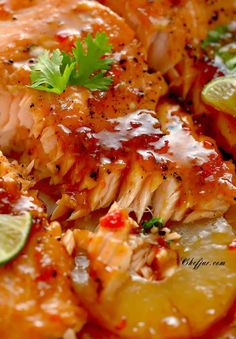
[73,216,236,338]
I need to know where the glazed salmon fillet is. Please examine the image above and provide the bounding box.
[0,0,236,224]
[0,0,39,13]
[100,0,236,96]
[0,152,86,338]
[184,21,236,162]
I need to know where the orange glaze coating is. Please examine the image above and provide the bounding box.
[78,323,118,339]
[54,98,236,202]
[0,173,45,219]
[0,155,87,338]
[8,88,236,221]
[0,0,134,61]
[0,0,169,220]
[100,0,236,96]
[99,0,236,56]
[0,0,39,13]
[187,25,236,160]
[0,223,87,339]
[0,151,44,216]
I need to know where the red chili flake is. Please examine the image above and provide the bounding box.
[157,237,168,248]
[36,267,55,282]
[55,33,69,44]
[115,318,127,330]
[34,247,57,282]
[201,162,213,177]
[100,210,125,229]
[34,249,42,265]
[112,68,122,78]
[153,246,160,255]
[89,268,98,280]
[55,32,75,52]
[229,239,236,250]
[50,314,61,322]
[203,140,213,149]
[130,121,142,129]
[157,140,169,155]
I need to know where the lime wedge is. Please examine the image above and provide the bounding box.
[0,212,32,265]
[202,76,236,116]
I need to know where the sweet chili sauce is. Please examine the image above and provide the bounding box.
[100,210,126,229]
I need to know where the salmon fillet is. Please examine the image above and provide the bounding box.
[0,0,235,224]
[185,21,236,161]
[99,1,236,162]
[100,0,236,96]
[0,151,86,338]
[0,0,39,12]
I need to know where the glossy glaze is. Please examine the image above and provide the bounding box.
[190,22,236,159]
[0,154,86,338]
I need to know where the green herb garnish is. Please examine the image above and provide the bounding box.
[218,43,236,71]
[202,25,229,50]
[30,32,113,94]
[202,24,236,71]
[142,217,163,234]
[201,25,236,112]
[166,240,173,246]
[30,50,74,95]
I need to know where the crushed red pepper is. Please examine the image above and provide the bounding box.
[229,239,236,250]
[115,318,127,331]
[100,210,126,229]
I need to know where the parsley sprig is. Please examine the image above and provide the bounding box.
[30,32,113,94]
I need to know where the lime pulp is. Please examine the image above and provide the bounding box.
[0,212,32,265]
[202,76,236,116]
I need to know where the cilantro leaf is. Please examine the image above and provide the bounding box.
[77,71,113,91]
[29,32,114,94]
[30,50,74,95]
[142,217,163,234]
[71,32,113,90]
[202,25,229,50]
